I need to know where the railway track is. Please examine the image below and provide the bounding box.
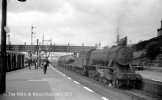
[112,88,161,100]
[130,89,162,100]
[52,63,161,100]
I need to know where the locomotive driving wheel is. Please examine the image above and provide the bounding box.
[88,74,92,79]
[112,79,120,88]
[92,74,95,80]
[102,78,107,84]
[112,79,117,88]
[94,75,99,81]
[98,77,103,83]
[135,80,142,89]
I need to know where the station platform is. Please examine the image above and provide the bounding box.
[136,70,162,82]
[0,65,110,100]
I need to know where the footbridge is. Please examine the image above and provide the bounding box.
[4,45,95,53]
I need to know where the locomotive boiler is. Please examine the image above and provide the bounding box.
[87,46,142,88]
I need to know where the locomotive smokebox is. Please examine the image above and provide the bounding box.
[109,46,133,65]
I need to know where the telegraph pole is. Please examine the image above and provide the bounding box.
[0,0,7,94]
[37,39,39,69]
[116,27,120,44]
[31,25,36,45]
[42,34,44,45]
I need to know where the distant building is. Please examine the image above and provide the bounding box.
[157,20,162,36]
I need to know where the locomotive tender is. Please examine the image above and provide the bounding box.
[58,45,142,88]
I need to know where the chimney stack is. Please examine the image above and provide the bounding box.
[161,20,162,28]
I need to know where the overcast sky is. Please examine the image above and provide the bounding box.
[0,0,162,47]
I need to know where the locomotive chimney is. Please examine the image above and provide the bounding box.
[161,20,162,28]
[157,20,162,36]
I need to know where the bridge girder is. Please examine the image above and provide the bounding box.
[4,45,95,53]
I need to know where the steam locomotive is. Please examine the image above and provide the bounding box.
[58,45,142,88]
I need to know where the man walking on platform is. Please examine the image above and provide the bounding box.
[43,57,50,74]
[33,59,37,69]
[28,58,32,70]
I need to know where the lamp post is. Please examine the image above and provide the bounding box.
[0,0,26,94]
